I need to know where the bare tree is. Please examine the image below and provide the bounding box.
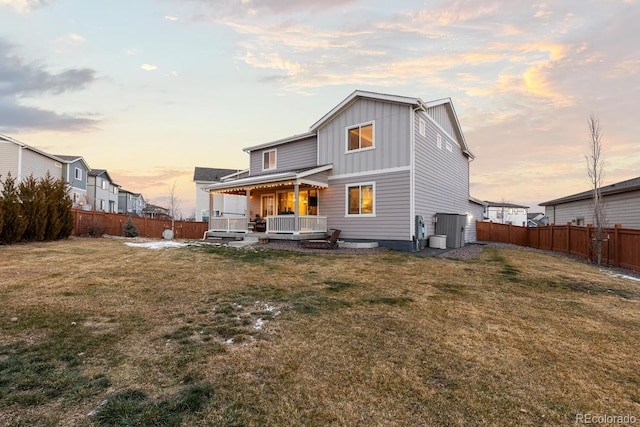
[167,180,181,235]
[586,114,607,265]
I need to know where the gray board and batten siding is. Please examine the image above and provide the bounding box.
[414,108,470,238]
[249,134,318,176]
[317,98,412,175]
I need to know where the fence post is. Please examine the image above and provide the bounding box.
[614,224,621,267]
[508,223,512,244]
[587,224,593,262]
[567,222,572,253]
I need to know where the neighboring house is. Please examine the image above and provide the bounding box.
[540,176,640,228]
[206,90,475,250]
[467,197,489,242]
[484,201,529,226]
[527,212,548,227]
[118,189,146,216]
[87,169,119,213]
[0,133,64,183]
[0,135,92,207]
[193,167,245,222]
[142,204,171,220]
[56,155,91,208]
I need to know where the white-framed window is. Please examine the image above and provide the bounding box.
[73,192,79,203]
[100,200,105,211]
[101,179,107,190]
[74,167,82,180]
[263,149,277,171]
[419,119,426,137]
[436,134,442,149]
[345,182,375,216]
[445,141,452,152]
[346,122,374,152]
[113,186,118,194]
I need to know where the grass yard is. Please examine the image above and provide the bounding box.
[0,238,639,426]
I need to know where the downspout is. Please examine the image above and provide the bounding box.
[410,105,419,250]
[17,146,23,181]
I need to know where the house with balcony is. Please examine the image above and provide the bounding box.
[193,167,246,222]
[483,201,529,227]
[205,90,475,250]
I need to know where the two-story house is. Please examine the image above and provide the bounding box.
[118,189,145,216]
[1,133,64,183]
[193,167,246,222]
[484,201,529,226]
[87,169,119,213]
[0,135,93,208]
[55,155,91,208]
[205,90,475,250]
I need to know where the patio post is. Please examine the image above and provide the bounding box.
[294,182,300,234]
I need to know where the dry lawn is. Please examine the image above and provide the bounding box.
[0,237,639,426]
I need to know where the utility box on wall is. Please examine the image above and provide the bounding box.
[435,213,467,249]
[415,215,427,250]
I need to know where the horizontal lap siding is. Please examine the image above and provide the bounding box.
[546,200,591,225]
[66,159,88,191]
[0,142,18,178]
[324,170,411,241]
[414,112,470,237]
[548,190,640,229]
[249,136,317,175]
[22,149,62,181]
[466,202,485,242]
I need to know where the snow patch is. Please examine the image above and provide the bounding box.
[607,272,640,282]
[124,241,187,250]
[253,318,264,330]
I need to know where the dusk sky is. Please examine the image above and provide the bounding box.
[1,0,638,216]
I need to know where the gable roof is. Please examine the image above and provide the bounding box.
[88,169,118,185]
[540,176,640,206]
[0,133,64,163]
[55,154,92,171]
[193,167,241,182]
[242,132,316,153]
[308,90,474,159]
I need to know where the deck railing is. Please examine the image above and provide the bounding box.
[266,215,328,234]
[209,216,248,233]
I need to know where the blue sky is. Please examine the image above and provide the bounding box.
[1,0,638,216]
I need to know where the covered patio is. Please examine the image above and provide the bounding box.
[203,165,332,239]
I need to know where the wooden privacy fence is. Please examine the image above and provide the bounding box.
[72,209,209,240]
[477,221,640,272]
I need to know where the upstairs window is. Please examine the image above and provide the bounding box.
[347,122,374,152]
[263,149,276,171]
[419,119,426,137]
[101,179,107,190]
[74,167,82,180]
[436,134,442,149]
